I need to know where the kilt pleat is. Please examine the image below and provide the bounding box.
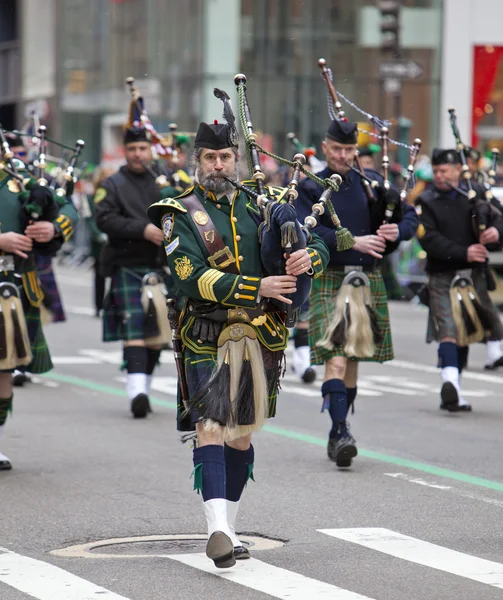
[309,268,394,364]
[103,267,154,342]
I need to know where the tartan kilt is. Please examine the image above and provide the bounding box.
[0,272,52,374]
[35,253,66,323]
[103,266,166,342]
[177,345,283,432]
[426,268,503,343]
[309,267,394,364]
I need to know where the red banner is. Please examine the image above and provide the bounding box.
[472,45,503,147]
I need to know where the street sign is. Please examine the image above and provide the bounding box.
[379,60,423,80]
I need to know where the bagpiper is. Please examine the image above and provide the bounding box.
[148,92,329,568]
[416,148,503,411]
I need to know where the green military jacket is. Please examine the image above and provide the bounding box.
[148,181,329,354]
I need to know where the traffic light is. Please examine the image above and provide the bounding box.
[379,0,400,57]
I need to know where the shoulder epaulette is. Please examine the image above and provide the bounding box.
[175,185,195,199]
[162,197,187,213]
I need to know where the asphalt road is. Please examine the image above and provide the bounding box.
[1,265,503,600]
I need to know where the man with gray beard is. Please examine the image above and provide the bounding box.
[148,119,329,568]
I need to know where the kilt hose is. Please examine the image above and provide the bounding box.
[103,266,166,342]
[178,345,284,432]
[426,267,503,343]
[35,253,66,323]
[309,267,394,365]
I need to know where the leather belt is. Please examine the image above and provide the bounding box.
[332,265,376,274]
[186,300,280,324]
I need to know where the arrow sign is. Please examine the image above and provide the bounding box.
[379,60,423,80]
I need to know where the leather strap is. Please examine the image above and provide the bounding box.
[183,193,239,274]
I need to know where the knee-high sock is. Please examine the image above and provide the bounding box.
[0,397,13,427]
[438,341,461,391]
[193,445,231,537]
[225,444,254,547]
[321,379,347,438]
[293,329,311,375]
[123,347,148,401]
[346,387,357,417]
[146,348,161,394]
[486,340,503,363]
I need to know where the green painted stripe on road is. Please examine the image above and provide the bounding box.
[43,372,503,494]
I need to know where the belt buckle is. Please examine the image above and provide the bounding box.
[344,265,362,274]
[227,308,250,324]
[208,246,236,270]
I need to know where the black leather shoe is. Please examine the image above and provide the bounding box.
[327,428,358,468]
[440,382,459,412]
[234,545,250,560]
[484,356,503,370]
[440,402,472,412]
[206,531,236,568]
[301,367,316,384]
[131,393,150,419]
[0,458,12,471]
[13,372,30,387]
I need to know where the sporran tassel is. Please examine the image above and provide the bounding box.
[144,291,161,339]
[235,341,255,426]
[469,292,493,331]
[329,298,350,347]
[191,347,233,428]
[11,302,28,359]
[458,292,477,336]
[366,303,383,345]
[0,305,6,360]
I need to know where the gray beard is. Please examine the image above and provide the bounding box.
[196,164,239,195]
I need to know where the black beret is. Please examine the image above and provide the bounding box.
[123,126,150,145]
[358,146,374,157]
[326,119,358,145]
[5,132,24,147]
[195,122,236,150]
[431,148,460,166]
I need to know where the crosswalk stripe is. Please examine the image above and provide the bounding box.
[318,528,503,589]
[0,548,130,599]
[166,553,376,599]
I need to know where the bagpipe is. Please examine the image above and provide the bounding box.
[0,124,85,255]
[319,58,421,232]
[316,58,422,359]
[228,74,352,327]
[125,76,193,193]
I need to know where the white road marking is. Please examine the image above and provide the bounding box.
[0,547,130,599]
[389,359,503,385]
[385,472,503,509]
[167,553,376,599]
[52,356,101,365]
[366,375,491,397]
[66,306,97,317]
[384,472,452,490]
[318,528,503,589]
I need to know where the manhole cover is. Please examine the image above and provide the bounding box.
[96,538,251,555]
[51,534,284,559]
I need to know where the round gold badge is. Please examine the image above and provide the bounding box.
[194,211,209,226]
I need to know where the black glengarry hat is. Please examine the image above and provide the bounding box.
[326,119,358,144]
[431,148,460,166]
[195,121,236,150]
[123,126,150,145]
